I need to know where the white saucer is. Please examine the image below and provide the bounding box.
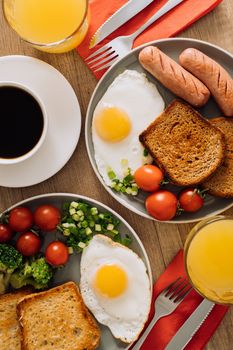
[0,55,81,188]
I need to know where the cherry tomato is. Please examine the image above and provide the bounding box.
[179,188,204,213]
[145,190,178,221]
[9,207,34,232]
[16,232,41,256]
[34,205,61,232]
[134,165,164,192]
[0,224,13,242]
[45,241,69,266]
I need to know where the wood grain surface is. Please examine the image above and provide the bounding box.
[0,1,233,349]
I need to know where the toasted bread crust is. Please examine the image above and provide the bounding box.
[17,282,100,350]
[202,117,233,197]
[0,289,33,350]
[139,100,225,186]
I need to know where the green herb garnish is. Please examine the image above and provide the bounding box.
[59,201,132,252]
[108,168,138,196]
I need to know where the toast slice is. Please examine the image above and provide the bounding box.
[0,289,33,350]
[139,100,225,186]
[17,281,100,350]
[202,117,233,197]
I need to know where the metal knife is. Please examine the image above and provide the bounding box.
[164,299,215,350]
[89,0,155,48]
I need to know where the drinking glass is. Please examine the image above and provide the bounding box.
[3,0,89,53]
[184,216,233,304]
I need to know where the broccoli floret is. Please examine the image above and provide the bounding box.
[10,257,53,290]
[0,244,23,294]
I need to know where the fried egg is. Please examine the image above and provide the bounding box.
[80,235,151,343]
[92,70,165,186]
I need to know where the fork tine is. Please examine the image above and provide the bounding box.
[169,281,189,300]
[162,277,182,294]
[86,48,114,65]
[93,57,119,72]
[90,52,118,69]
[165,278,187,298]
[85,44,111,61]
[174,286,192,303]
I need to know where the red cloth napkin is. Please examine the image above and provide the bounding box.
[77,0,223,79]
[131,250,228,350]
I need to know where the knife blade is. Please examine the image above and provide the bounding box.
[164,299,215,350]
[89,0,155,48]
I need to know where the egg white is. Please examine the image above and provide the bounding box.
[80,235,151,343]
[92,70,165,185]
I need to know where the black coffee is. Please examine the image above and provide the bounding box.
[0,86,44,159]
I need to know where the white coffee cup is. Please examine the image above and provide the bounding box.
[0,81,48,165]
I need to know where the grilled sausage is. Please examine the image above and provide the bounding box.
[139,46,210,107]
[179,48,233,116]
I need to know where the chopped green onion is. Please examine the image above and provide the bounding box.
[121,159,128,167]
[60,200,132,252]
[70,201,79,209]
[107,224,114,231]
[78,242,86,249]
[69,208,76,215]
[63,229,71,237]
[85,227,92,235]
[68,247,74,254]
[81,220,88,228]
[108,169,116,180]
[89,220,95,228]
[90,207,98,215]
[72,214,80,222]
[95,224,101,232]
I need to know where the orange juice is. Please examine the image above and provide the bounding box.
[3,0,89,53]
[185,217,233,304]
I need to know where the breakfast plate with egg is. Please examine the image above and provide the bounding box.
[85,38,233,223]
[0,193,152,350]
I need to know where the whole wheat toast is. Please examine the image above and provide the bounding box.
[202,117,233,197]
[139,100,225,186]
[0,289,33,350]
[17,281,100,350]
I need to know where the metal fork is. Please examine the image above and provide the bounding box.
[86,0,184,72]
[131,277,192,350]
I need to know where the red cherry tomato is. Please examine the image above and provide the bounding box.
[145,190,178,221]
[45,241,69,266]
[9,207,34,232]
[34,205,61,232]
[134,165,164,192]
[16,232,41,256]
[0,224,13,242]
[179,188,204,213]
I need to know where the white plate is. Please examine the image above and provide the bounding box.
[0,55,81,187]
[85,38,233,223]
[4,193,153,350]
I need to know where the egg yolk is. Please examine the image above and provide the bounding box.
[94,264,128,298]
[94,107,131,142]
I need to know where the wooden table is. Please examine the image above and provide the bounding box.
[0,1,233,348]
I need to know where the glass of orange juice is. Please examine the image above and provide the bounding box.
[3,0,89,53]
[185,216,233,304]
